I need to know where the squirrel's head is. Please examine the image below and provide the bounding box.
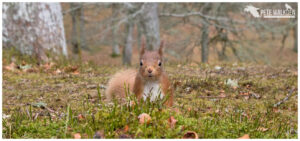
[139,39,164,81]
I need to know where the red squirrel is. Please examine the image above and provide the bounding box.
[105,40,173,107]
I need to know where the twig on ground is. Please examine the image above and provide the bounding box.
[273,88,295,107]
[250,92,261,99]
[33,113,39,120]
[198,96,227,98]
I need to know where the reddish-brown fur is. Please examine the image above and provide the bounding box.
[105,40,173,107]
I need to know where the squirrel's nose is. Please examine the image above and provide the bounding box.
[148,69,152,73]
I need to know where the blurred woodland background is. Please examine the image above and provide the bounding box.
[2,3,298,139]
[3,2,298,66]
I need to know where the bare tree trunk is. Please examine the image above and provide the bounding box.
[122,3,136,65]
[2,2,68,61]
[293,25,297,52]
[121,3,160,65]
[200,4,211,63]
[139,3,160,50]
[70,3,88,60]
[280,30,289,51]
[111,4,120,56]
[201,22,209,63]
[123,21,134,65]
[70,3,81,60]
[137,21,144,49]
[79,4,87,50]
[293,17,297,52]
[220,42,227,60]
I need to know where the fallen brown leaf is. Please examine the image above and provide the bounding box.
[64,65,78,73]
[173,80,182,88]
[183,131,198,139]
[21,60,26,65]
[168,116,177,128]
[190,62,198,67]
[219,92,226,98]
[272,107,280,113]
[238,134,250,139]
[77,114,85,121]
[72,70,80,75]
[67,127,73,132]
[43,62,55,70]
[70,66,78,72]
[123,125,129,133]
[73,133,81,139]
[172,108,181,114]
[23,68,37,73]
[138,113,151,124]
[4,62,17,72]
[129,101,136,107]
[240,91,250,96]
[232,86,238,90]
[54,69,62,74]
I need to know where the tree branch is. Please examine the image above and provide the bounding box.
[160,12,244,24]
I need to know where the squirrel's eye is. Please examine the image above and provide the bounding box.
[158,61,162,66]
[140,61,143,66]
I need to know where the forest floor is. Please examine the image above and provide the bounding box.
[2,50,298,139]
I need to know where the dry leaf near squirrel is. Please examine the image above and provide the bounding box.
[183,131,198,139]
[168,116,177,128]
[77,114,85,121]
[73,133,81,139]
[138,113,151,124]
[123,125,129,133]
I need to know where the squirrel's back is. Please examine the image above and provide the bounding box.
[105,69,137,102]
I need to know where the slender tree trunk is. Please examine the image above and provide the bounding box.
[79,4,87,50]
[2,2,68,61]
[293,18,297,52]
[139,3,160,50]
[280,30,289,51]
[70,3,86,60]
[219,41,227,60]
[137,21,144,49]
[201,22,209,63]
[111,4,120,56]
[122,3,136,65]
[200,4,211,63]
[123,21,134,65]
[293,25,297,52]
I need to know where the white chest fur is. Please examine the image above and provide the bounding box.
[143,81,164,102]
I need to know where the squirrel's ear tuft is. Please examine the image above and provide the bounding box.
[158,40,164,56]
[140,37,146,55]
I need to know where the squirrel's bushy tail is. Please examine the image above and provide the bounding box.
[105,69,137,102]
